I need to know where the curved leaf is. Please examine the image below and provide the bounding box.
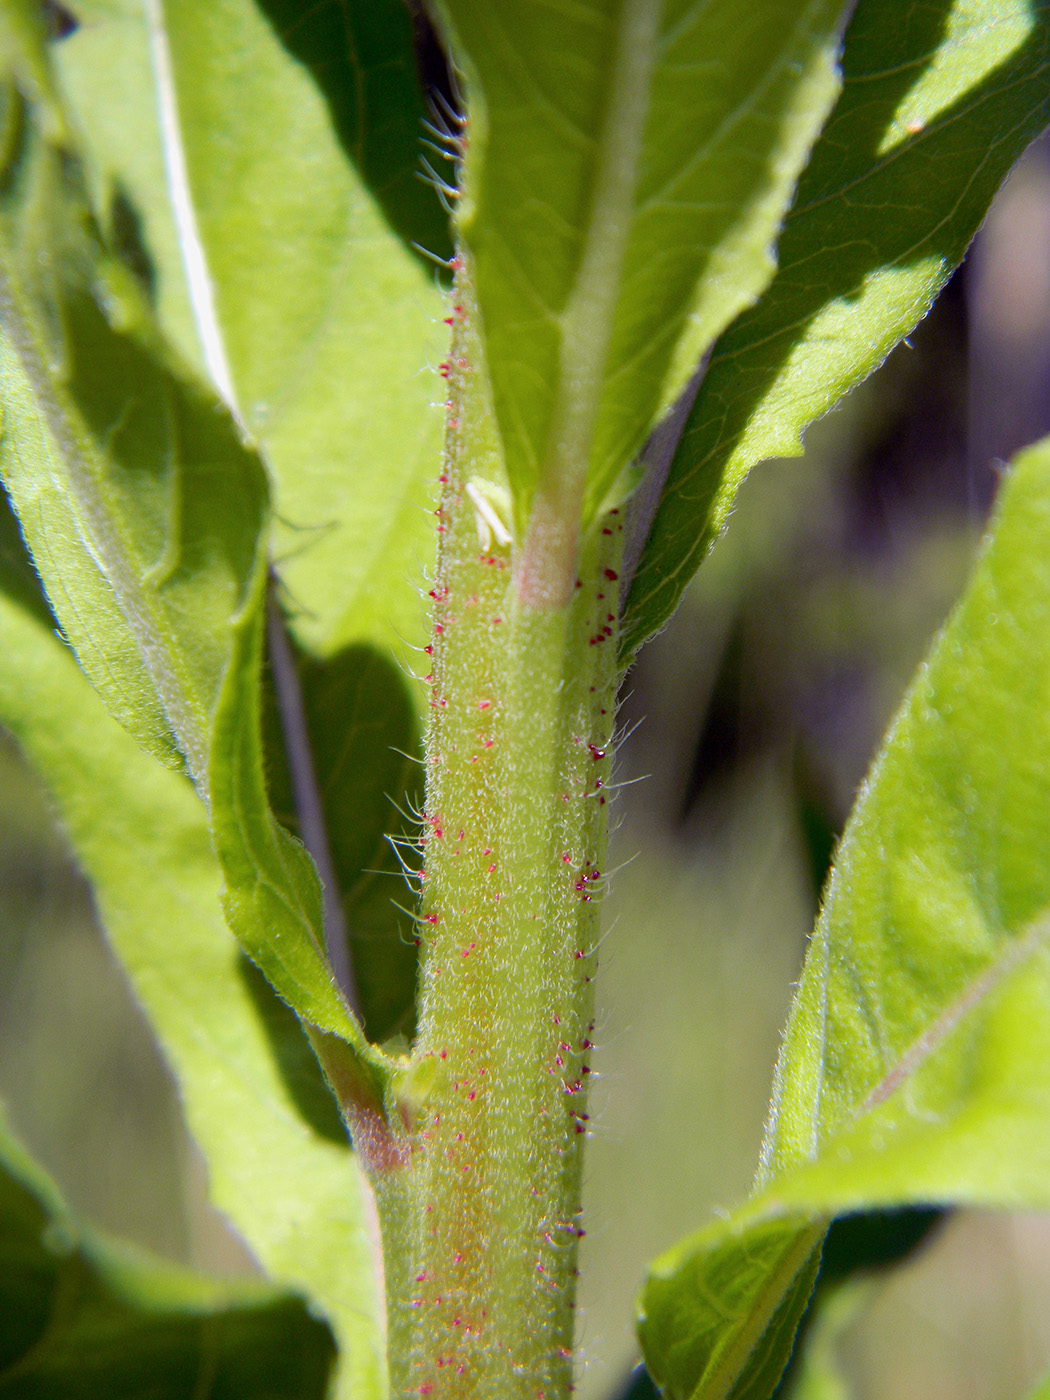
[0,47,393,1057]
[262,637,423,1045]
[208,563,399,1057]
[439,0,850,527]
[0,305,367,1046]
[638,433,1050,1399]
[0,1110,336,1399]
[47,0,441,1036]
[57,0,450,658]
[0,575,387,1400]
[623,0,1050,654]
[0,85,264,783]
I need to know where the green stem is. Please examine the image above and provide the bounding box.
[369,270,625,1400]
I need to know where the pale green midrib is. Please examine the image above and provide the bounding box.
[704,1226,822,1400]
[537,0,661,518]
[0,257,211,791]
[768,907,1050,1183]
[143,0,240,418]
[857,907,1050,1114]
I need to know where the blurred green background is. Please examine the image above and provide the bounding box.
[4,128,1050,1400]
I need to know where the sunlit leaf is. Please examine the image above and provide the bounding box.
[639,433,1050,1398]
[0,66,264,785]
[49,0,442,1036]
[57,0,450,658]
[623,0,1050,654]
[0,568,387,1400]
[438,0,850,529]
[0,76,367,1052]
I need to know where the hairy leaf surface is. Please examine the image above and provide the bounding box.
[0,69,367,1047]
[639,434,1050,1398]
[57,0,449,658]
[0,81,263,783]
[623,0,1050,653]
[52,0,440,1029]
[0,575,387,1400]
[439,0,850,528]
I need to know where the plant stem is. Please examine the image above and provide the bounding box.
[370,270,624,1399]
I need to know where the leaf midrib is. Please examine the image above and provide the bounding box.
[144,0,239,415]
[0,256,211,787]
[856,909,1050,1117]
[784,907,1050,1172]
[537,0,660,514]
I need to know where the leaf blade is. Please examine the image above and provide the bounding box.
[208,561,385,1048]
[0,54,395,1056]
[441,0,850,526]
[46,2,440,1033]
[638,432,1050,1399]
[0,1109,336,1400]
[58,0,450,659]
[0,572,387,1400]
[622,0,1050,653]
[0,71,266,786]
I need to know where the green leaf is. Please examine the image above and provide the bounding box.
[0,69,265,786]
[208,563,394,1053]
[46,3,441,1039]
[262,637,423,1045]
[0,59,393,1054]
[0,0,66,134]
[56,0,450,658]
[0,573,387,1400]
[439,0,849,528]
[0,1108,336,1399]
[622,0,1050,654]
[638,432,1050,1399]
[0,452,52,630]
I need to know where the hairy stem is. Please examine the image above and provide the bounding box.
[370,269,624,1400]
